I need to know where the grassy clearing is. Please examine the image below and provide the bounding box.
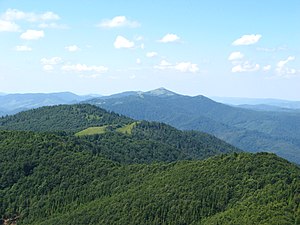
[75,126,107,136]
[116,122,140,135]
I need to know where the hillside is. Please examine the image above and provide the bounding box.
[85,88,300,164]
[0,131,299,224]
[0,104,238,163]
[0,104,132,133]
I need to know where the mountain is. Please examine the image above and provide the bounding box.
[1,131,299,224]
[212,96,300,109]
[100,88,177,99]
[85,88,300,164]
[0,104,238,163]
[0,103,299,224]
[0,92,96,116]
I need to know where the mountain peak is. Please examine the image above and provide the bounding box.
[145,88,176,97]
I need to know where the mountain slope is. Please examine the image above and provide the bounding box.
[85,89,300,163]
[0,104,239,163]
[0,132,299,224]
[0,104,132,133]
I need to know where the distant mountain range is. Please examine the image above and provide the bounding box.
[211,96,300,110]
[85,88,300,164]
[0,92,98,116]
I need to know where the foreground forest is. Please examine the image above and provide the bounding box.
[0,104,299,224]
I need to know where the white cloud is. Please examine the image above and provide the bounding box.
[155,60,199,73]
[20,29,44,40]
[276,56,297,76]
[228,52,244,61]
[159,33,180,43]
[263,65,271,72]
[146,52,158,58]
[136,58,141,64]
[174,62,199,73]
[232,61,260,73]
[40,57,63,65]
[277,56,295,68]
[154,60,172,70]
[98,16,140,28]
[14,45,32,51]
[2,9,60,22]
[232,34,262,46]
[40,11,60,21]
[160,60,172,66]
[114,35,134,49]
[43,65,54,72]
[0,20,20,32]
[61,64,108,73]
[65,45,80,52]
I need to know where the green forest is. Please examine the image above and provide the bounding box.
[86,93,300,164]
[0,104,299,224]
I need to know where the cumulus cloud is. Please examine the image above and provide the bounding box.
[14,45,32,51]
[65,45,80,52]
[98,16,140,28]
[40,57,63,65]
[276,56,297,76]
[174,62,199,73]
[232,34,262,46]
[114,35,135,49]
[61,64,108,73]
[231,61,260,73]
[146,52,158,58]
[2,9,60,22]
[228,52,244,61]
[0,20,20,32]
[154,60,172,70]
[263,65,271,72]
[155,60,199,73]
[159,33,180,43]
[20,29,44,40]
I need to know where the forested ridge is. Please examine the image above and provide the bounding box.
[86,91,300,163]
[0,130,299,224]
[0,104,299,224]
[0,104,132,133]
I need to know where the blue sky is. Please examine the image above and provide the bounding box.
[0,0,299,99]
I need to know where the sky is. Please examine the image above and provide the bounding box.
[0,0,300,99]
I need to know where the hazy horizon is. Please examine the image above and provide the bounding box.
[1,0,299,100]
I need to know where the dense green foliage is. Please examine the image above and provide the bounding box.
[86,92,300,163]
[0,130,299,224]
[0,104,132,133]
[1,103,299,224]
[0,104,238,164]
